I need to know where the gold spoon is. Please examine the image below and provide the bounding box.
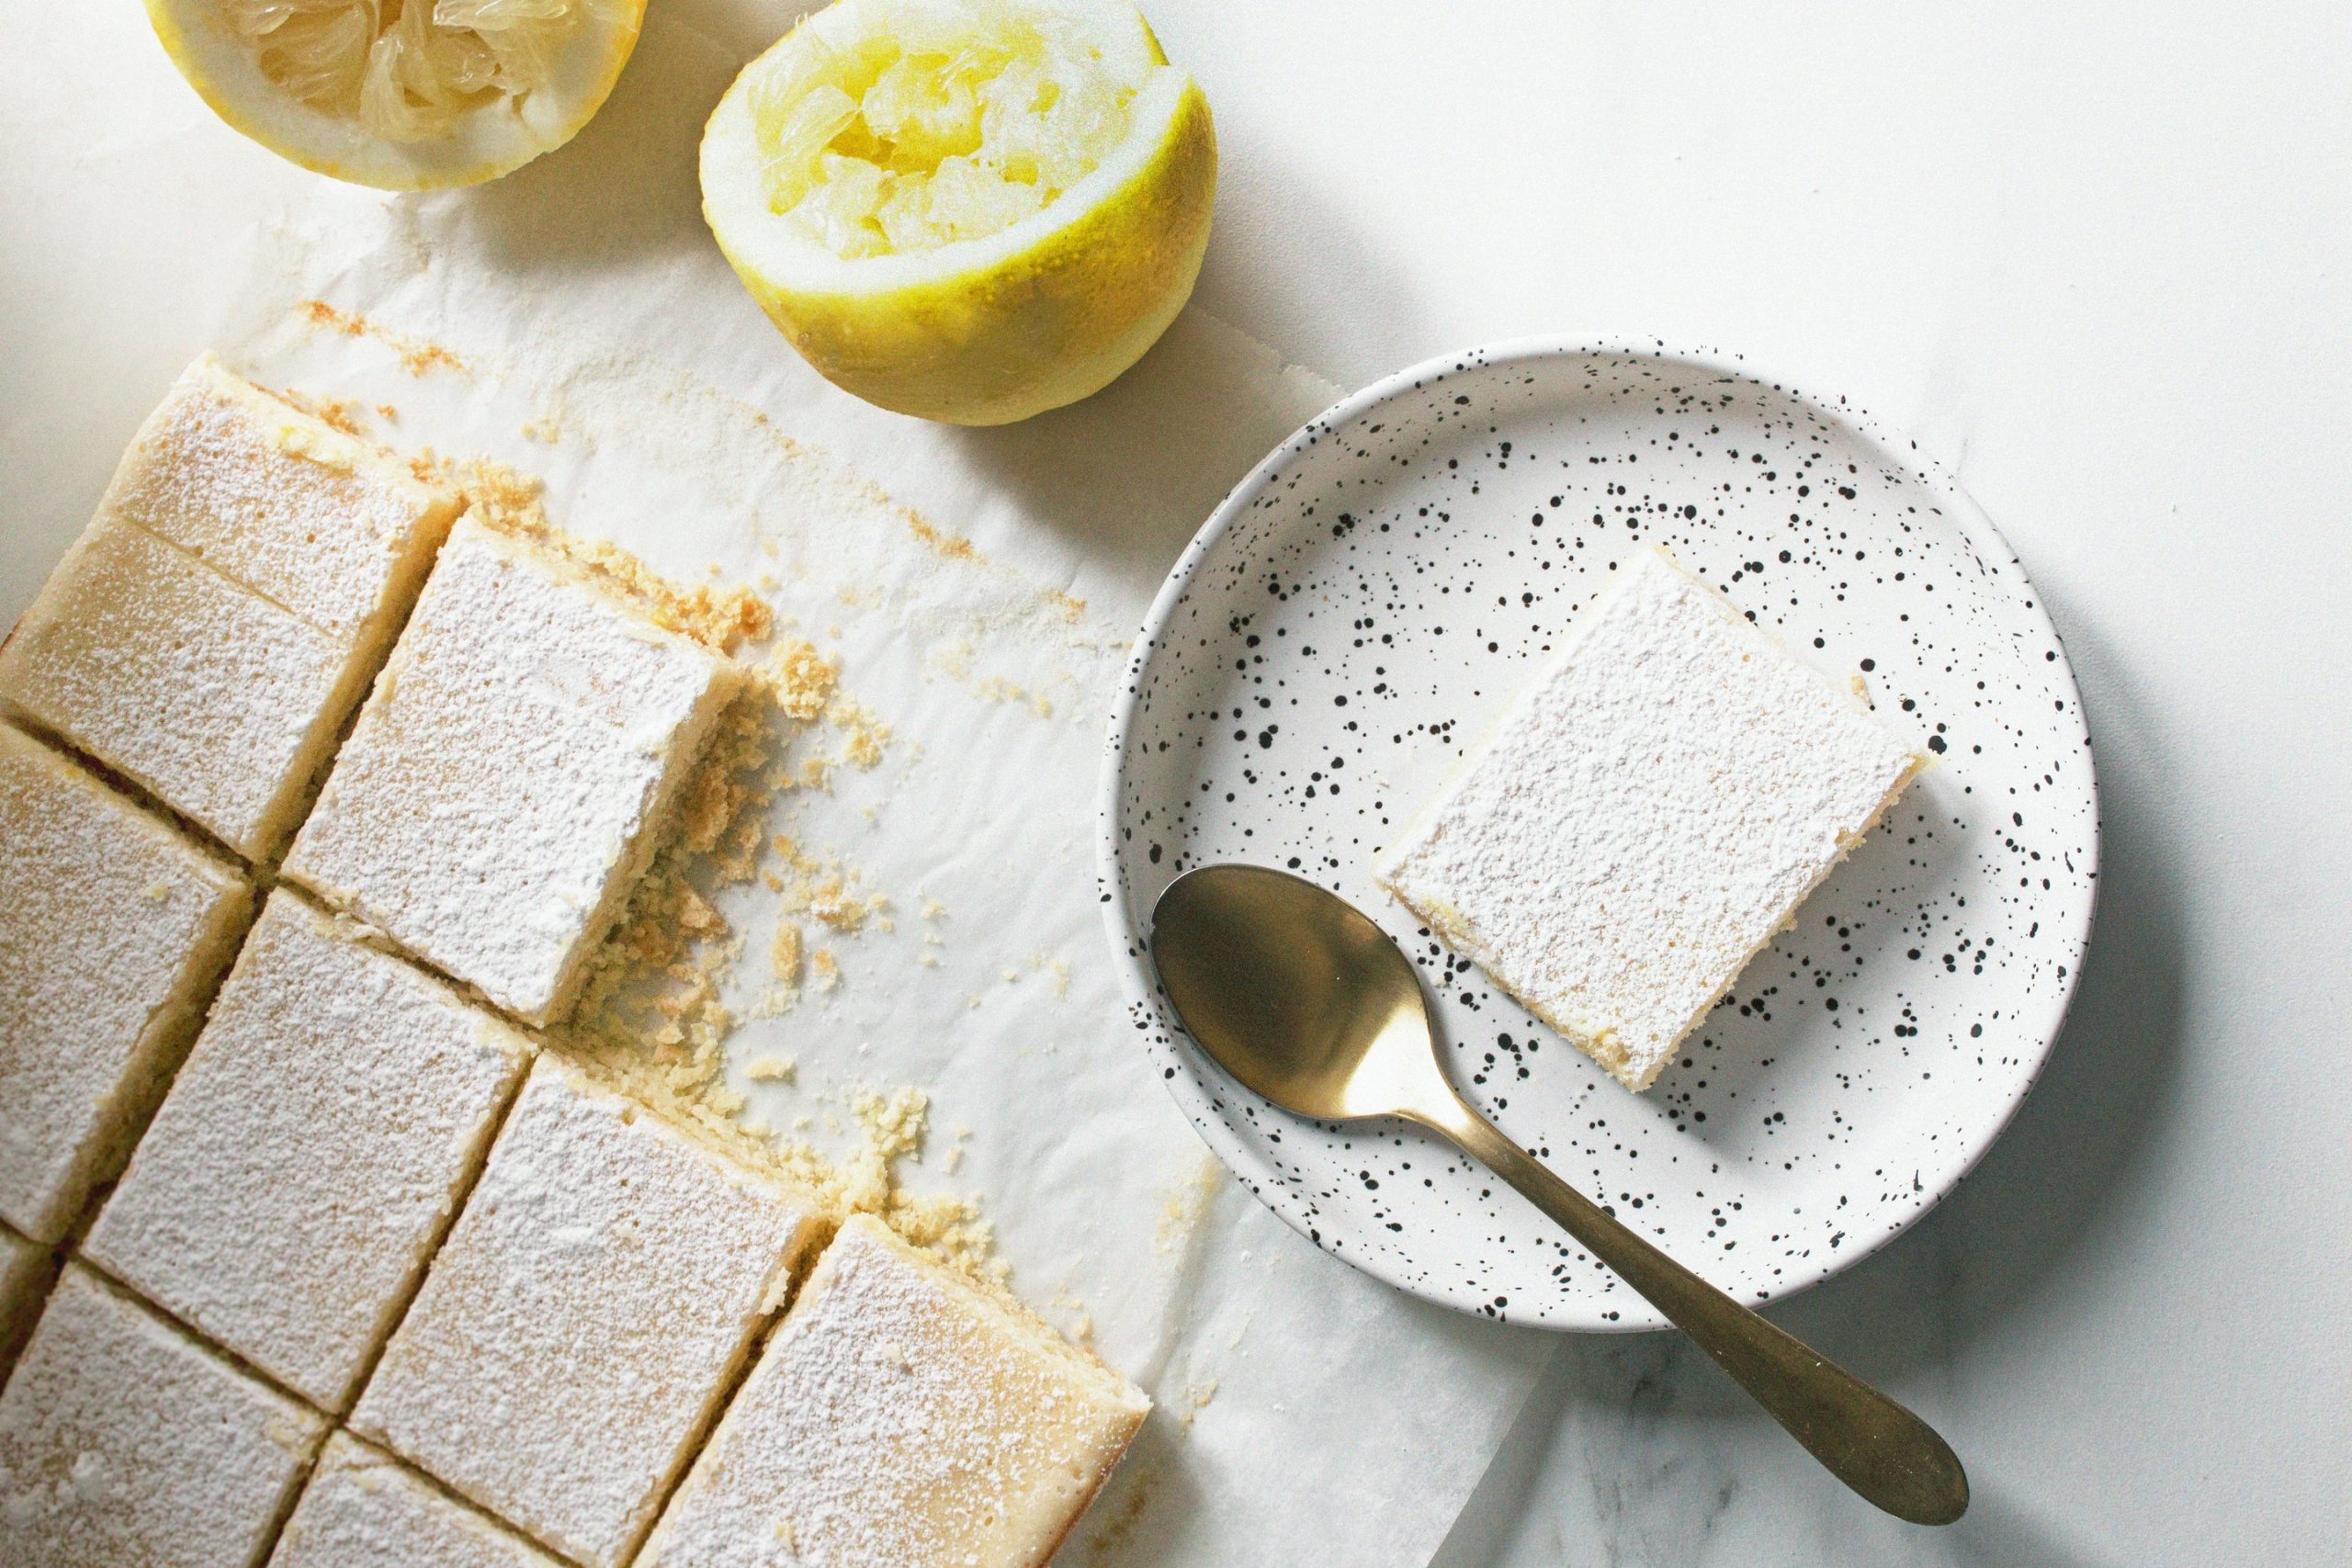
[1148,863,1969,1526]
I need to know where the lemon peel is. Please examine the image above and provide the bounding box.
[147,0,646,190]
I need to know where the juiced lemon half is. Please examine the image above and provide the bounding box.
[147,0,647,190]
[700,0,1215,425]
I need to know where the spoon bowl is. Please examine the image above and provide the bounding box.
[1148,863,1453,1123]
[1148,862,1969,1527]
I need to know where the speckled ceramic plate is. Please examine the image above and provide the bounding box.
[1099,339,2098,1332]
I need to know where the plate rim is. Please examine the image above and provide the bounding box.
[1095,333,2102,1332]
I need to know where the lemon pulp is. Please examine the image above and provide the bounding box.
[226,0,607,141]
[749,4,1147,259]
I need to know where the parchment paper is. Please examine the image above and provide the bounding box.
[0,6,1555,1562]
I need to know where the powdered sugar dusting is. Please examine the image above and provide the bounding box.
[643,1215,1147,1568]
[0,721,248,1243]
[352,1054,826,1568]
[104,355,457,645]
[1376,548,1921,1090]
[275,1434,561,1568]
[0,1265,325,1567]
[84,891,534,1412]
[0,512,359,857]
[287,520,744,1023]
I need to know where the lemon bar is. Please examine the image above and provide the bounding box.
[0,513,364,861]
[0,1264,326,1568]
[273,1434,562,1568]
[0,720,252,1243]
[352,1055,828,1568]
[102,355,458,648]
[84,891,536,1412]
[1374,549,1926,1092]
[0,1224,56,1376]
[642,1215,1150,1568]
[285,520,745,1024]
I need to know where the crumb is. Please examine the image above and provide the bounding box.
[763,637,840,722]
[1177,1378,1220,1427]
[1157,1158,1225,1251]
[824,697,890,769]
[906,511,982,562]
[273,388,364,436]
[745,1055,797,1084]
[299,299,468,377]
[812,949,841,993]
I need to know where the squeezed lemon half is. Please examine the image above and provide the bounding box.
[147,0,646,190]
[700,0,1215,425]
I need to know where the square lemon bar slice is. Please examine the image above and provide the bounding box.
[0,1264,326,1568]
[104,354,457,648]
[285,519,745,1025]
[85,891,536,1412]
[0,358,457,861]
[352,1055,828,1568]
[1375,549,1925,1092]
[273,1434,562,1568]
[0,720,252,1244]
[643,1214,1150,1568]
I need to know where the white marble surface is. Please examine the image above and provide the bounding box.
[4,2,2348,1563]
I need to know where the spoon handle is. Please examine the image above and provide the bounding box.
[1430,1102,1969,1526]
